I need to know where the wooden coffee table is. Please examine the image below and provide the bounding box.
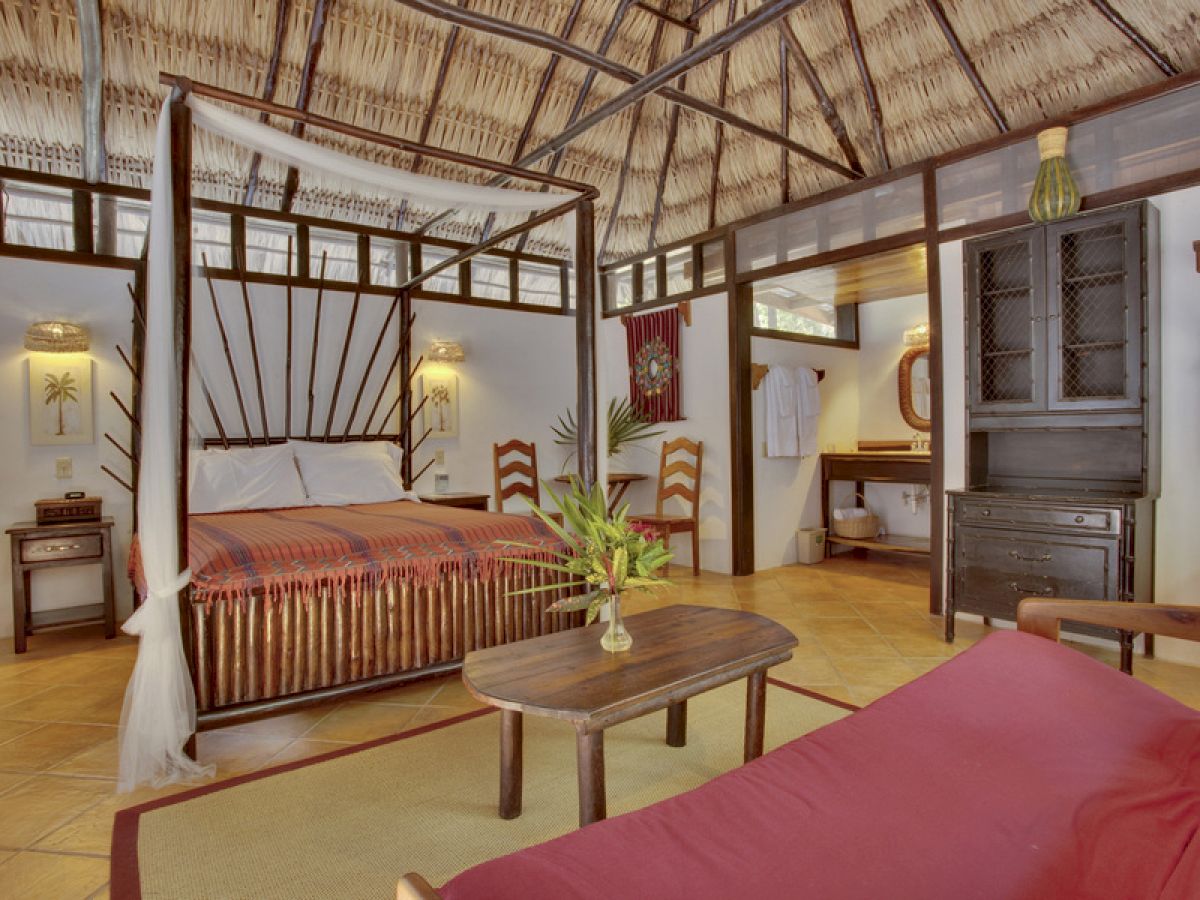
[462,604,797,827]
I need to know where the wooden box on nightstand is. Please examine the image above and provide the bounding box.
[417,492,491,511]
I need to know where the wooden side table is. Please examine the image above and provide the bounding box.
[6,517,117,653]
[417,492,491,511]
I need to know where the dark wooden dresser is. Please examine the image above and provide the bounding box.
[947,202,1159,672]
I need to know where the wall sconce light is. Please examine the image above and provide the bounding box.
[903,323,930,348]
[427,340,465,364]
[24,321,90,353]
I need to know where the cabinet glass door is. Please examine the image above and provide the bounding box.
[1046,207,1142,410]
[967,228,1046,413]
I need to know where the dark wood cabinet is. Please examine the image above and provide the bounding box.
[950,202,1159,672]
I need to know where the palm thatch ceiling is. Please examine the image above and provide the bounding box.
[1,0,1197,261]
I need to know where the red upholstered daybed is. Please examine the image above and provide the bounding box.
[399,601,1200,900]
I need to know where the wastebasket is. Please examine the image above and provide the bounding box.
[796,527,826,564]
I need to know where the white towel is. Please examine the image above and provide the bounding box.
[795,367,821,458]
[763,366,799,457]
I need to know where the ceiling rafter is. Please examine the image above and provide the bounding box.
[647,0,703,251]
[923,0,1008,132]
[394,24,462,230]
[686,0,721,24]
[634,1,699,34]
[779,21,863,175]
[839,0,888,171]
[1086,0,1178,77]
[478,0,585,242]
[243,0,294,206]
[279,0,332,212]
[75,0,106,184]
[706,0,737,231]
[600,20,668,262]
[778,33,790,206]
[392,0,859,180]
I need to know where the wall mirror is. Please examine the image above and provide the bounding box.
[899,346,931,432]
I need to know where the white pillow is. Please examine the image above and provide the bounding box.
[289,440,410,506]
[189,444,308,514]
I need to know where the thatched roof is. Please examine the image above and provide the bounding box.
[2,0,1197,261]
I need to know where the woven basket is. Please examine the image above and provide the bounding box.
[832,494,880,540]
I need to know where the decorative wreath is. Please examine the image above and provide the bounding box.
[633,337,674,397]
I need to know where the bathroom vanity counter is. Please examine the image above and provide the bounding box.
[819,452,932,557]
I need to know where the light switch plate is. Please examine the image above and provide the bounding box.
[435,449,446,465]
[55,457,73,479]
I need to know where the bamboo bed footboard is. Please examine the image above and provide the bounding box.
[189,568,583,727]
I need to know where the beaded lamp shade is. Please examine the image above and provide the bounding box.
[23,321,90,353]
[1028,127,1081,224]
[428,340,465,363]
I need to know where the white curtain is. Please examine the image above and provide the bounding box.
[186,96,576,212]
[117,99,214,792]
[118,93,582,792]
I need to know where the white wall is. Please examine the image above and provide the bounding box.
[599,294,732,573]
[0,258,138,640]
[937,187,1200,667]
[409,300,577,501]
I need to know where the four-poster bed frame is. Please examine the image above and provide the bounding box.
[153,73,600,738]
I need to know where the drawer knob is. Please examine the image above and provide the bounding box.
[980,509,991,517]
[1009,550,1053,563]
[1074,515,1085,524]
[1008,582,1055,596]
[33,543,82,553]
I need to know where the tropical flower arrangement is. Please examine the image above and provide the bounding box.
[502,476,673,651]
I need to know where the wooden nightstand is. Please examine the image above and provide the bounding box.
[418,492,491,511]
[6,517,117,653]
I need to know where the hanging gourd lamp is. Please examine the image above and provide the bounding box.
[1027,126,1081,223]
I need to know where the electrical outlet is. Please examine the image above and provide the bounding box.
[55,457,73,479]
[435,449,446,466]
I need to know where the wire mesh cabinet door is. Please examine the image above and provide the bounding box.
[1045,205,1144,411]
[966,226,1047,415]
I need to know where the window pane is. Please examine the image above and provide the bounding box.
[310,227,356,282]
[643,260,658,300]
[420,245,459,294]
[665,248,691,295]
[192,210,230,269]
[245,218,296,274]
[471,254,510,301]
[518,260,563,308]
[369,237,408,287]
[2,183,72,249]
[608,267,634,309]
[701,240,725,287]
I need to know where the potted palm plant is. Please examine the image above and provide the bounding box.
[502,477,673,652]
[551,397,663,469]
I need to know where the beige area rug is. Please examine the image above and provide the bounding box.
[113,679,854,900]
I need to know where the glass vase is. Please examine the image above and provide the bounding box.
[600,594,633,653]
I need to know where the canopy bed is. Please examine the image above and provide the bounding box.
[117,75,600,791]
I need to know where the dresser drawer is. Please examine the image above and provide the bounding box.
[955,527,1119,636]
[20,534,102,563]
[955,498,1120,534]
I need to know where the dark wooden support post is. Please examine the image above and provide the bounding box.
[559,261,571,313]
[169,95,197,757]
[575,727,605,827]
[296,224,310,278]
[655,255,667,299]
[72,189,93,254]
[399,289,414,488]
[666,700,687,747]
[632,261,645,306]
[727,232,753,575]
[230,214,247,270]
[923,164,944,615]
[508,257,520,303]
[95,194,117,256]
[576,200,597,489]
[691,243,704,291]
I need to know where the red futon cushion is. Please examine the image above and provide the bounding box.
[441,631,1200,900]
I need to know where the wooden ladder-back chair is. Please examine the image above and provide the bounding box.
[629,438,703,575]
[492,440,562,524]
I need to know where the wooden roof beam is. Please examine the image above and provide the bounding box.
[779,21,864,175]
[634,1,699,34]
[778,34,790,206]
[923,0,1008,133]
[243,0,293,206]
[706,0,737,231]
[393,0,859,180]
[1087,0,1178,77]
[839,0,889,171]
[75,0,106,184]
[279,0,332,212]
[686,0,721,24]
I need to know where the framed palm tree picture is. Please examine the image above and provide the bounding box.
[28,355,93,445]
[420,373,458,438]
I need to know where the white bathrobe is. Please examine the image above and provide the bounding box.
[795,366,821,458]
[763,366,798,457]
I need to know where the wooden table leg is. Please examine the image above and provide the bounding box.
[101,526,117,640]
[744,670,767,763]
[576,726,606,827]
[500,709,523,819]
[607,482,631,517]
[10,540,27,654]
[666,699,687,747]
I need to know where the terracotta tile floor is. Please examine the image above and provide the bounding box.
[1,554,1197,898]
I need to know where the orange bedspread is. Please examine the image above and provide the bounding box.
[137,500,561,605]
